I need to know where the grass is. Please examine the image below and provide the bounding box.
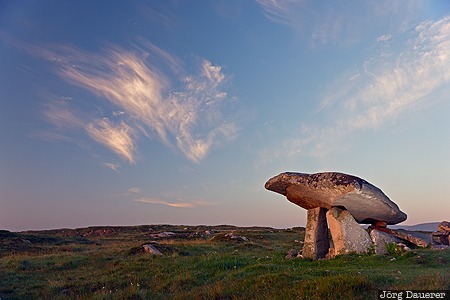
[0,225,448,299]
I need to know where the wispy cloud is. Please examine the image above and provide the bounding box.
[260,15,450,161]
[86,119,136,164]
[30,40,237,164]
[134,197,214,208]
[336,16,450,131]
[127,187,140,194]
[104,162,120,172]
[377,34,392,42]
[42,97,83,129]
[257,0,425,46]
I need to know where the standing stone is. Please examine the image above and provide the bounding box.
[369,229,401,255]
[303,207,330,259]
[326,207,372,256]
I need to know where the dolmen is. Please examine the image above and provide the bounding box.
[265,172,409,259]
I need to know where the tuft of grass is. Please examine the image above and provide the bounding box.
[385,243,403,256]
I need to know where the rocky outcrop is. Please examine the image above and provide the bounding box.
[432,221,450,246]
[265,172,407,224]
[302,207,330,259]
[326,207,373,256]
[389,229,430,248]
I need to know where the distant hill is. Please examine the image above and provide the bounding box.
[390,222,440,232]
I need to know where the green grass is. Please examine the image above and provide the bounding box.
[0,225,448,299]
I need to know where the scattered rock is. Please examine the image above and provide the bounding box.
[265,172,407,224]
[431,244,450,250]
[285,249,297,260]
[82,228,116,237]
[149,232,175,239]
[210,232,249,242]
[396,243,411,252]
[432,221,450,246]
[225,232,249,242]
[285,249,302,260]
[326,207,372,256]
[433,233,449,246]
[389,229,430,248]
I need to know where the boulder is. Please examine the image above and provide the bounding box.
[265,172,407,224]
[369,229,402,255]
[326,207,372,256]
[389,229,431,248]
[142,244,162,255]
[302,207,330,259]
[432,221,450,245]
[438,221,450,232]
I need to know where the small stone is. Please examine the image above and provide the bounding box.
[375,221,387,228]
[285,249,297,260]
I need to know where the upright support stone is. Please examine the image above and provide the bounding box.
[303,207,330,259]
[326,207,372,256]
[369,229,401,255]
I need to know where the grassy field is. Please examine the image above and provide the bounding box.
[0,225,448,299]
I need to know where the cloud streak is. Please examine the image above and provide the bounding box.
[331,15,450,131]
[257,0,425,46]
[86,119,136,164]
[134,197,214,208]
[34,40,237,164]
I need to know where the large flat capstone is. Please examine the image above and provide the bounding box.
[265,172,407,225]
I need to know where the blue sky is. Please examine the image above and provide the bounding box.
[1,1,449,231]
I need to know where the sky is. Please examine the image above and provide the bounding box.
[1,1,449,231]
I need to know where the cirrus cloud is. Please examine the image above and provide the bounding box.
[31,40,238,164]
[134,197,215,208]
[257,0,426,46]
[259,14,450,162]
